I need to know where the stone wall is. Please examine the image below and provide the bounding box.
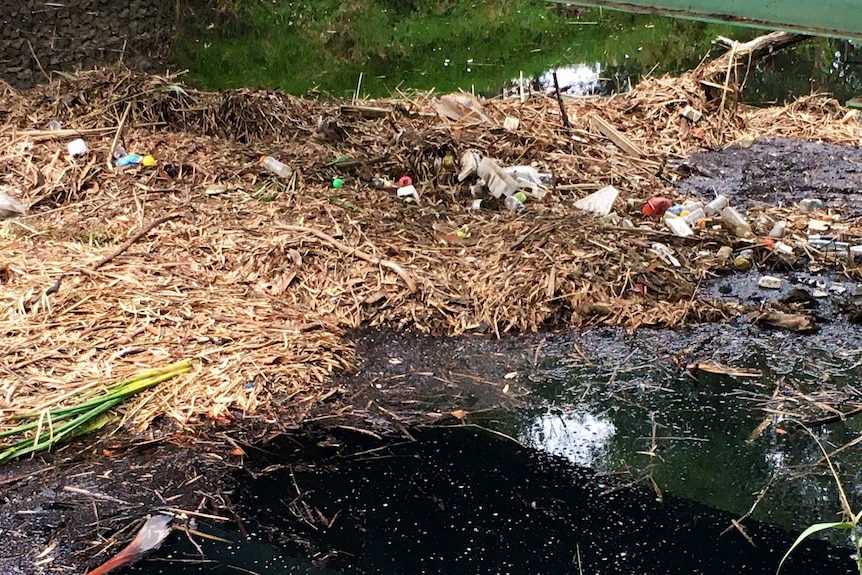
[0,0,175,89]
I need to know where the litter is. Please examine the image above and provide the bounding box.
[574,185,619,216]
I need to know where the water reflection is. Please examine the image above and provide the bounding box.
[526,406,615,466]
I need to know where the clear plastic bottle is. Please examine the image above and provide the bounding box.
[684,207,706,226]
[504,195,525,213]
[720,206,752,237]
[704,194,729,216]
[260,156,292,178]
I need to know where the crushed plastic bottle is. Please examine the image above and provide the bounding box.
[259,156,292,178]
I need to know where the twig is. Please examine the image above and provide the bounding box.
[552,71,571,128]
[282,225,418,293]
[107,100,133,171]
[92,213,182,270]
[26,40,50,82]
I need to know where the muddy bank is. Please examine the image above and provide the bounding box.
[675,136,862,217]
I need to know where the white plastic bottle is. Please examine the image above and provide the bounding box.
[704,194,729,216]
[260,156,292,178]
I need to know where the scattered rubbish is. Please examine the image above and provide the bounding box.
[769,221,786,238]
[664,213,694,237]
[650,242,680,267]
[115,153,143,167]
[812,289,829,298]
[758,276,782,289]
[807,219,831,232]
[112,145,127,159]
[0,190,27,219]
[503,165,550,199]
[470,199,483,210]
[142,155,156,167]
[684,207,706,226]
[574,185,619,216]
[205,183,229,196]
[720,206,752,237]
[504,194,525,213]
[642,196,672,217]
[503,116,520,132]
[477,157,523,198]
[47,119,62,130]
[773,241,794,255]
[397,175,413,187]
[733,254,752,271]
[259,155,292,178]
[397,184,418,201]
[332,177,344,189]
[458,150,480,182]
[704,194,729,216]
[67,138,88,157]
[798,198,823,212]
[716,246,733,262]
[434,93,493,124]
[680,105,703,123]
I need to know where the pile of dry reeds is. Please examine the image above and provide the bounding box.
[0,61,859,436]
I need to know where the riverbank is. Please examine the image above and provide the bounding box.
[2,51,862,572]
[2,57,861,430]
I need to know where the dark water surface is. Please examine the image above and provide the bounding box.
[121,318,862,575]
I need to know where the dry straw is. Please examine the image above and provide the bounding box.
[0,56,859,438]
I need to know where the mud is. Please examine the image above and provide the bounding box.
[0,442,234,574]
[674,136,862,217]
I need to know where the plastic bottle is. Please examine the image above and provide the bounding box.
[704,194,729,216]
[260,156,292,178]
[504,195,525,213]
[684,207,706,226]
[720,206,752,237]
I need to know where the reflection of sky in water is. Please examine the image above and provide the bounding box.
[539,63,602,96]
[524,407,615,466]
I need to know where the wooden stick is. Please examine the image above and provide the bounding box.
[107,100,133,171]
[590,115,644,158]
[552,71,571,128]
[282,225,418,293]
[93,213,182,270]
